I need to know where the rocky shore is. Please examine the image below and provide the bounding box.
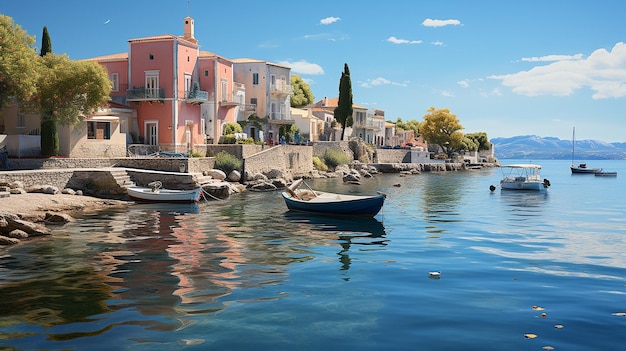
[0,192,129,247]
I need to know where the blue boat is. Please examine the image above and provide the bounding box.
[281,179,386,217]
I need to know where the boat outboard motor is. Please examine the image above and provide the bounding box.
[543,179,551,188]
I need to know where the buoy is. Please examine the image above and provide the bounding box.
[428,271,441,279]
[489,185,496,191]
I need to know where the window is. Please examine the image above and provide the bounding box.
[120,118,128,134]
[110,73,119,92]
[252,73,259,85]
[204,70,208,76]
[221,79,228,102]
[17,113,25,128]
[250,97,257,106]
[145,72,159,98]
[184,74,192,97]
[87,121,111,139]
[149,53,154,60]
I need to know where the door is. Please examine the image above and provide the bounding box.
[146,122,158,145]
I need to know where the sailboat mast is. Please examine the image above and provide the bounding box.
[571,127,575,166]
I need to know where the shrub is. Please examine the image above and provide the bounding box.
[214,151,242,175]
[323,149,350,168]
[312,156,328,172]
[220,134,236,144]
[236,137,255,144]
[223,122,243,135]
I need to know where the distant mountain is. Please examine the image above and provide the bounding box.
[491,135,626,160]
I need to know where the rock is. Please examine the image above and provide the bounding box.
[343,173,360,183]
[9,188,26,194]
[10,181,24,189]
[75,190,83,196]
[43,186,59,195]
[0,235,20,245]
[205,169,226,181]
[248,181,278,191]
[227,170,241,182]
[44,212,75,224]
[62,188,77,195]
[253,173,268,182]
[0,215,51,236]
[8,229,29,239]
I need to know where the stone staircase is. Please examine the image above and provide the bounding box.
[110,169,136,189]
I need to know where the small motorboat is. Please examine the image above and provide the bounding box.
[127,181,202,203]
[491,164,550,192]
[281,179,386,217]
[594,170,618,177]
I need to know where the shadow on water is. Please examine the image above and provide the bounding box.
[283,212,388,272]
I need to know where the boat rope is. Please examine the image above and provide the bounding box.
[200,186,224,201]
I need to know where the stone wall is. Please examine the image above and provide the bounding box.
[0,169,75,190]
[312,141,353,160]
[243,145,313,180]
[4,157,215,174]
[206,144,263,159]
[374,149,431,163]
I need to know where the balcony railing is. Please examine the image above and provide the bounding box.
[186,89,209,104]
[126,88,165,101]
[241,104,257,112]
[270,82,294,96]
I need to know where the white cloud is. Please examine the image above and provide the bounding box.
[431,41,444,46]
[360,77,408,88]
[458,80,470,88]
[422,18,461,27]
[320,17,341,25]
[490,42,626,99]
[386,36,422,45]
[521,54,584,62]
[278,60,325,75]
[440,90,454,97]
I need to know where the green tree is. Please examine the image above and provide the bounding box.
[464,132,491,151]
[24,54,112,156]
[420,107,464,158]
[394,117,420,137]
[40,26,52,56]
[290,74,314,108]
[0,15,40,109]
[334,63,353,140]
[39,26,57,156]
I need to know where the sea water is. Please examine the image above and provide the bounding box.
[1,159,625,351]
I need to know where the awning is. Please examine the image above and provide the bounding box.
[88,116,119,121]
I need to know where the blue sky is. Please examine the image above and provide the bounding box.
[3,0,626,142]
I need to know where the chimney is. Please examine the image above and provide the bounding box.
[323,96,327,106]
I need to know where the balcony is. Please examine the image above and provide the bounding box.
[270,82,294,96]
[241,104,257,112]
[126,88,165,101]
[353,120,379,130]
[219,93,239,107]
[185,89,209,104]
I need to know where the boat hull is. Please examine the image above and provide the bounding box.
[127,187,201,203]
[281,192,385,217]
[500,181,547,191]
[571,166,600,174]
[594,171,617,177]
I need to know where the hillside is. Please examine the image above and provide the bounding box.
[491,135,626,160]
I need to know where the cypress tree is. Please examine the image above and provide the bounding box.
[40,26,52,56]
[39,26,59,156]
[334,63,353,141]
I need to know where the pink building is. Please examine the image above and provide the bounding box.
[90,16,237,154]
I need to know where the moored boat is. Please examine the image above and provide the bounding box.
[571,127,600,174]
[127,181,202,203]
[491,164,551,192]
[594,170,618,177]
[281,179,386,217]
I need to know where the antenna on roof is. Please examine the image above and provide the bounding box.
[188,0,191,17]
